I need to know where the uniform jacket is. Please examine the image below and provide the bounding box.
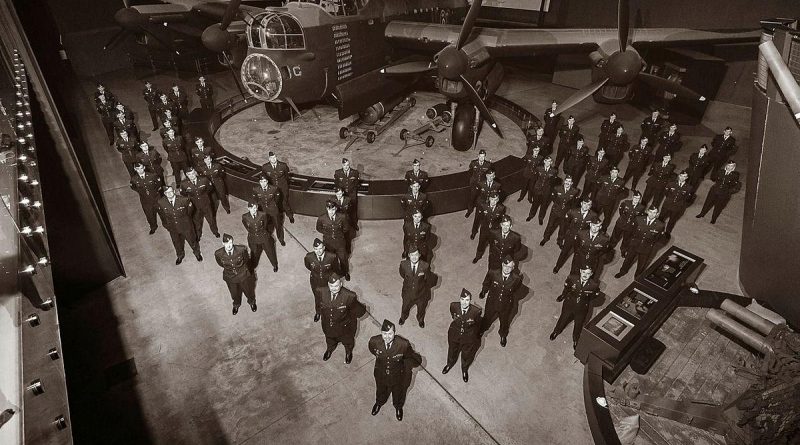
[333,195,352,215]
[606,133,629,159]
[214,245,252,283]
[627,143,653,169]
[542,108,561,135]
[130,172,162,202]
[404,169,430,190]
[550,185,581,217]
[143,87,160,109]
[242,210,270,244]
[368,335,421,385]
[526,134,551,155]
[709,169,741,195]
[522,152,544,179]
[481,268,522,306]
[317,286,360,338]
[488,229,523,266]
[400,191,428,217]
[599,119,622,143]
[196,82,213,100]
[687,152,712,180]
[96,97,117,121]
[557,123,581,148]
[181,177,214,210]
[163,136,187,162]
[262,161,291,190]
[532,165,557,195]
[561,274,600,309]
[476,178,502,202]
[477,201,506,230]
[190,144,214,165]
[334,168,360,196]
[116,133,140,163]
[316,212,349,248]
[562,208,599,241]
[646,162,676,187]
[657,129,682,153]
[661,180,693,211]
[402,220,430,252]
[399,259,430,302]
[565,144,589,170]
[156,99,178,117]
[468,159,493,185]
[448,303,482,344]
[137,149,163,175]
[168,87,188,110]
[160,114,182,134]
[640,116,665,139]
[198,161,226,189]
[584,155,610,185]
[574,230,612,268]
[304,251,339,287]
[628,216,665,254]
[157,195,194,233]
[594,176,627,206]
[709,134,737,159]
[253,184,281,216]
[614,200,645,232]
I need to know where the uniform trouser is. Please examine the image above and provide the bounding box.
[480,298,513,337]
[277,185,293,217]
[610,226,631,250]
[266,211,284,244]
[554,144,569,169]
[642,184,666,209]
[466,186,479,214]
[167,226,200,258]
[624,165,646,191]
[139,197,159,230]
[595,203,616,231]
[554,237,577,272]
[446,340,478,371]
[169,160,188,183]
[193,204,219,239]
[470,209,483,235]
[226,275,256,308]
[528,193,550,222]
[249,240,277,269]
[325,241,349,276]
[474,225,492,257]
[102,119,115,144]
[199,98,214,109]
[348,197,359,227]
[375,377,406,408]
[553,302,589,343]
[147,107,159,130]
[581,181,599,200]
[699,191,731,222]
[542,212,564,242]
[659,207,685,234]
[403,239,429,262]
[212,181,230,213]
[400,296,429,322]
[618,249,654,276]
[325,333,354,355]
[121,156,137,176]
[566,165,586,184]
[518,177,534,201]
[310,281,325,314]
[571,256,601,277]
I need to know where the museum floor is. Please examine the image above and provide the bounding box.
[61,66,755,445]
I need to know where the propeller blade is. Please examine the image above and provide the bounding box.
[223,51,247,99]
[220,0,241,31]
[638,73,706,102]
[122,0,130,8]
[380,61,437,75]
[457,0,483,50]
[618,0,630,52]
[137,25,180,55]
[555,77,610,115]
[460,74,503,139]
[103,28,128,51]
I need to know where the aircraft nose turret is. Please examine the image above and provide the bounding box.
[241,53,283,101]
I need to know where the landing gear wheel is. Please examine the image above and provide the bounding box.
[425,136,435,147]
[366,131,377,143]
[400,129,409,140]
[339,127,349,139]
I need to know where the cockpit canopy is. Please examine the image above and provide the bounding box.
[247,12,305,50]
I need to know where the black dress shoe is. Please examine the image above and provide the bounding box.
[500,337,507,347]
[273,266,279,273]
[288,215,295,224]
[539,239,546,246]
[398,318,405,325]
[552,267,559,274]
[710,219,717,225]
[345,274,351,281]
[396,408,403,421]
[573,340,578,349]
[250,303,257,312]
[279,240,286,246]
[442,365,451,374]
[549,332,557,341]
[371,403,381,416]
[464,211,471,218]
[418,320,425,328]
[556,294,565,302]
[176,256,184,265]
[214,232,220,238]
[149,227,157,235]
[232,306,239,315]
[323,350,332,361]
[525,216,533,222]
[470,233,476,240]
[314,313,320,322]
[462,370,469,382]
[345,352,352,364]
[539,219,544,226]
[472,257,480,264]
[225,208,231,214]
[614,272,624,279]
[517,197,524,202]
[195,254,203,262]
[695,213,704,218]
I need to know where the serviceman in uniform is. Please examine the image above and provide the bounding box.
[593,166,627,230]
[157,185,202,264]
[465,149,492,217]
[262,151,294,223]
[660,170,693,237]
[539,175,580,246]
[199,154,231,214]
[112,104,137,138]
[614,206,665,278]
[94,83,115,104]
[605,125,629,167]
[317,200,350,280]
[242,200,278,272]
[95,91,117,145]
[156,92,177,127]
[640,109,665,141]
[695,160,741,224]
[542,100,561,140]
[623,136,653,191]
[470,168,501,233]
[570,220,612,277]
[136,141,164,181]
[582,147,609,200]
[163,128,188,183]
[643,153,676,208]
[169,83,189,117]
[189,137,213,169]
[334,158,360,228]
[564,137,590,184]
[253,175,285,246]
[304,238,339,322]
[115,128,139,176]
[527,156,558,224]
[319,273,363,364]
[598,112,622,151]
[161,108,182,137]
[159,118,180,141]
[708,127,736,174]
[554,115,580,169]
[686,144,712,196]
[479,256,522,347]
[403,209,430,261]
[401,180,428,222]
[549,266,600,348]
[181,167,219,239]
[526,125,551,157]
[404,158,430,191]
[214,234,257,315]
[368,320,422,421]
[473,192,506,260]
[196,76,214,109]
[443,288,482,383]
[331,187,356,243]
[517,143,544,203]
[130,163,163,234]
[398,246,431,328]
[654,122,682,163]
[553,198,598,273]
[609,190,645,252]
[483,215,522,271]
[142,80,160,130]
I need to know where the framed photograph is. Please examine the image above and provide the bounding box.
[643,249,697,291]
[616,288,658,320]
[596,311,635,341]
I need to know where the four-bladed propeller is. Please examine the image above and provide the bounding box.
[104,1,182,55]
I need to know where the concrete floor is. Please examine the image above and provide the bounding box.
[67,66,750,445]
